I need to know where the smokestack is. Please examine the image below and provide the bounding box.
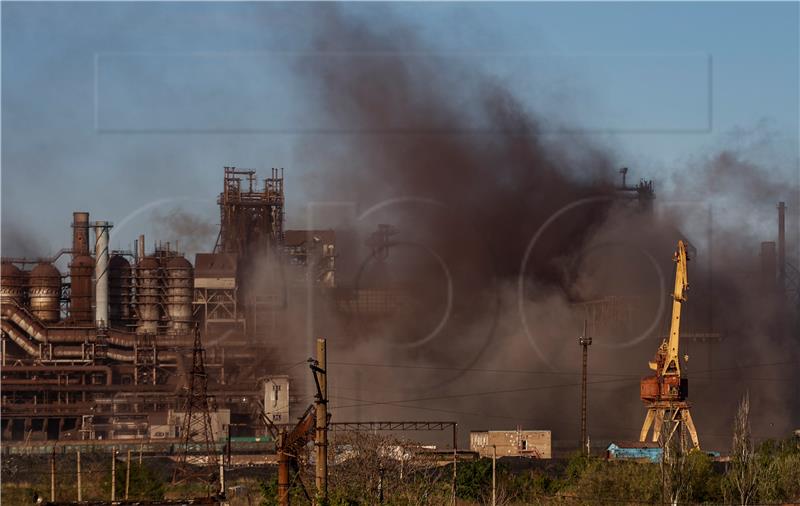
[760,241,777,293]
[72,212,90,257]
[94,222,111,326]
[138,234,145,260]
[777,201,786,292]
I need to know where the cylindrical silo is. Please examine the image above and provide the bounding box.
[94,222,110,326]
[29,262,62,323]
[136,256,161,335]
[165,255,194,332]
[109,254,133,326]
[1,262,26,306]
[69,255,94,323]
[72,212,90,257]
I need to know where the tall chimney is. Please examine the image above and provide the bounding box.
[72,212,90,257]
[760,241,777,293]
[94,222,111,326]
[778,202,786,291]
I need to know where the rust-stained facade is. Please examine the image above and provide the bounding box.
[469,429,552,459]
[0,167,331,443]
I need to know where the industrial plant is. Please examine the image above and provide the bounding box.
[2,165,796,451]
[2,2,799,503]
[0,167,337,444]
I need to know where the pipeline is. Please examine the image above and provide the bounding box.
[1,304,192,350]
[0,365,113,385]
[1,320,40,356]
[1,316,178,363]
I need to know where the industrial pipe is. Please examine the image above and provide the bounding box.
[95,222,111,326]
[1,307,181,363]
[1,304,193,348]
[0,321,40,356]
[0,365,113,385]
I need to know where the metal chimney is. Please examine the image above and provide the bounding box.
[94,222,111,326]
[72,212,90,257]
[778,202,786,292]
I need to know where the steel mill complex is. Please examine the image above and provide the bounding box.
[0,167,338,444]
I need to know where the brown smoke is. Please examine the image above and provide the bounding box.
[151,207,216,256]
[278,6,798,450]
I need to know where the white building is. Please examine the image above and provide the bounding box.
[262,375,291,424]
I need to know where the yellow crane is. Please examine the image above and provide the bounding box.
[639,240,700,449]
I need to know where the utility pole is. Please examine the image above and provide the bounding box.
[111,447,117,501]
[778,201,786,292]
[313,337,328,503]
[227,424,232,466]
[219,454,226,497]
[50,448,56,502]
[492,445,497,506]
[76,450,82,502]
[579,320,592,456]
[125,449,132,499]
[277,430,290,506]
[452,424,458,506]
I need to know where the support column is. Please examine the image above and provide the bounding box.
[50,449,56,502]
[76,450,82,502]
[111,447,117,501]
[278,431,290,506]
[579,320,592,455]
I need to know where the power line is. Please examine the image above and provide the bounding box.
[328,359,796,379]
[330,377,633,411]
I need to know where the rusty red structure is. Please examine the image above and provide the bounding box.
[0,167,336,444]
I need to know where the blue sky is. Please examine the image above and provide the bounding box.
[2,1,798,258]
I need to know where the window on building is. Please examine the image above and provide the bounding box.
[521,439,528,450]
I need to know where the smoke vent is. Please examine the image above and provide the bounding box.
[72,212,90,258]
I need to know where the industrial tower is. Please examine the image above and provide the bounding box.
[172,328,219,490]
[639,240,700,449]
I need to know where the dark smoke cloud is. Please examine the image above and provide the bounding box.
[276,6,797,447]
[1,222,51,259]
[281,6,797,451]
[150,207,216,256]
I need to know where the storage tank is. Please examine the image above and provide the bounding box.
[69,255,94,323]
[29,262,62,322]
[165,255,194,332]
[109,254,133,326]
[1,262,26,306]
[136,256,161,334]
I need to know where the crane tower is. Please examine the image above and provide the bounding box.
[639,240,700,449]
